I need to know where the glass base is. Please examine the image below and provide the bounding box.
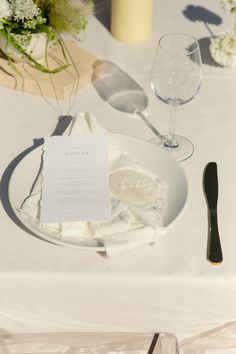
[149,134,194,162]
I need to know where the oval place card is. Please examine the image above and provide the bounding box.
[109,170,160,206]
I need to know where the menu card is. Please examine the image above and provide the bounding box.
[41,135,111,223]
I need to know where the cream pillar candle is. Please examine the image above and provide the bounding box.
[111,0,153,43]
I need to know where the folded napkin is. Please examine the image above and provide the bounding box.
[19,112,167,255]
[180,322,236,354]
[0,332,161,353]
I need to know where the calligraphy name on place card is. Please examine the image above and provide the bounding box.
[110,170,160,206]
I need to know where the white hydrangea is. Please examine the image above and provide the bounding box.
[0,0,12,19]
[210,31,236,67]
[10,0,41,22]
[220,0,236,12]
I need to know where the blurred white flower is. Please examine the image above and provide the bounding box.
[0,0,12,19]
[10,0,40,22]
[220,0,236,12]
[210,31,236,66]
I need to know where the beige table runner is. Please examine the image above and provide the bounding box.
[0,40,96,99]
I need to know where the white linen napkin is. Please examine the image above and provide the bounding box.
[19,112,167,255]
[0,332,161,353]
[180,322,236,354]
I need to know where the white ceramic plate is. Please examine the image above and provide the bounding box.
[9,134,188,251]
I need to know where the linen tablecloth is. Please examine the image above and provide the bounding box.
[0,0,236,343]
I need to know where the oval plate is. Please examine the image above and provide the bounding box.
[8,134,188,251]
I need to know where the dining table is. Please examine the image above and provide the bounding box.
[1,0,236,348]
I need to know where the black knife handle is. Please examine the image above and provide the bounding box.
[208,210,223,264]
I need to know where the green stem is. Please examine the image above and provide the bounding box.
[2,31,67,74]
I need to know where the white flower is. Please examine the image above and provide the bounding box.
[23,15,46,30]
[220,0,236,12]
[210,31,236,67]
[0,0,12,19]
[10,0,41,22]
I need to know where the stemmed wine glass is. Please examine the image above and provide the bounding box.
[150,33,203,162]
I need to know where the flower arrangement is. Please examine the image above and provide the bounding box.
[210,31,236,66]
[210,0,236,66]
[220,0,236,13]
[0,0,93,73]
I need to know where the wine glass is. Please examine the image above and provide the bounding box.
[150,33,202,162]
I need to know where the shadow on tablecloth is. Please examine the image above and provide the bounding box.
[183,5,223,67]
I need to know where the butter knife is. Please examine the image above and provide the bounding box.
[203,162,223,264]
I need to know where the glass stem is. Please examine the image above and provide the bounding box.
[164,103,178,148]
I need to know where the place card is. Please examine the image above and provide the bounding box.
[41,135,111,223]
[110,170,160,206]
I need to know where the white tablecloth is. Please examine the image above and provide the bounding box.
[0,0,236,343]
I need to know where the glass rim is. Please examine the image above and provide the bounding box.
[158,32,200,56]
